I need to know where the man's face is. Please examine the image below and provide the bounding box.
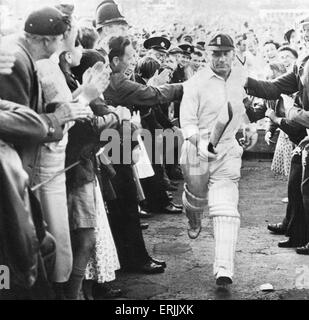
[210,50,235,78]
[237,39,246,53]
[263,43,277,62]
[278,50,296,71]
[115,44,136,76]
[148,49,167,65]
[62,19,78,52]
[165,54,178,71]
[191,53,202,71]
[246,39,257,56]
[179,54,190,68]
[44,35,65,58]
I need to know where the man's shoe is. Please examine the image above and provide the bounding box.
[150,257,166,268]
[187,212,202,239]
[216,276,233,286]
[94,285,122,299]
[138,261,165,274]
[296,243,309,255]
[170,202,183,210]
[140,223,149,230]
[139,210,153,219]
[278,239,297,248]
[188,226,201,239]
[267,223,286,235]
[163,204,182,214]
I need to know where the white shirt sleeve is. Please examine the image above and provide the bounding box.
[180,76,200,140]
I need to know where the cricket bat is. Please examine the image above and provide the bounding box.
[208,102,233,153]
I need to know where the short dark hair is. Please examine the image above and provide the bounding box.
[263,40,280,50]
[278,45,298,59]
[284,29,295,44]
[79,26,99,49]
[108,36,131,63]
[136,56,160,79]
[71,49,106,84]
[192,51,203,57]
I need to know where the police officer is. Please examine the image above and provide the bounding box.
[143,36,171,65]
[95,0,129,56]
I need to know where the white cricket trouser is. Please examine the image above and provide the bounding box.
[180,139,243,279]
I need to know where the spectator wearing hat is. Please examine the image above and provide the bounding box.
[95,0,129,56]
[179,44,194,71]
[144,36,171,65]
[244,24,309,255]
[167,46,183,72]
[0,6,113,299]
[180,33,247,286]
[190,50,203,74]
[0,6,94,184]
[170,44,194,121]
[102,36,184,274]
[284,29,298,51]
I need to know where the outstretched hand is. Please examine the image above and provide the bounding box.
[148,69,171,86]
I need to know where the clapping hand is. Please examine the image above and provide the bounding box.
[131,110,141,127]
[80,62,111,104]
[265,108,276,122]
[264,131,275,145]
[114,106,131,123]
[0,49,15,75]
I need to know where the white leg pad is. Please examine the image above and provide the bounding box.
[213,216,240,279]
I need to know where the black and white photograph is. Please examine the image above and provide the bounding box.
[1,0,309,307]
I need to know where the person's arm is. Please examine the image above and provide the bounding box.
[0,99,63,145]
[245,71,298,100]
[105,73,183,107]
[286,107,309,128]
[0,50,32,106]
[179,77,200,142]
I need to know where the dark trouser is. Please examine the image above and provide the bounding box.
[107,164,149,268]
[285,153,309,246]
[140,164,170,212]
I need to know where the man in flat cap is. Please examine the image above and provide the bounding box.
[0,6,95,298]
[144,36,171,65]
[0,5,94,183]
[180,33,248,286]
